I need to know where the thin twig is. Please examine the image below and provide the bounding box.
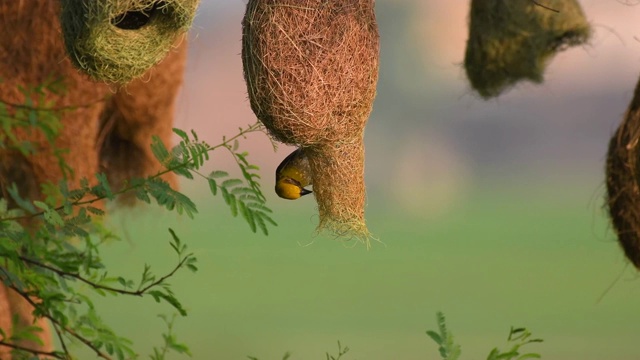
[530,0,559,12]
[0,96,109,112]
[51,321,70,359]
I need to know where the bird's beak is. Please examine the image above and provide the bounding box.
[300,188,313,196]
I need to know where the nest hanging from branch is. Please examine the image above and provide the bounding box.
[242,0,379,245]
[606,76,640,270]
[61,0,199,83]
[464,0,591,98]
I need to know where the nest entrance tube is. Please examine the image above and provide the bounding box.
[242,0,379,244]
[307,140,370,245]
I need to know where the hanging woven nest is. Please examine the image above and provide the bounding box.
[242,0,379,245]
[464,0,591,98]
[60,0,199,83]
[606,76,640,270]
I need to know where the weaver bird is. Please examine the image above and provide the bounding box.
[275,148,313,200]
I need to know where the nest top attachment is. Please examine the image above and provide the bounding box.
[61,0,199,83]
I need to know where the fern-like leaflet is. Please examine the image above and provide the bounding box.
[150,125,276,235]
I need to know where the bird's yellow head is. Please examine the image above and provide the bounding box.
[275,148,313,200]
[275,177,312,200]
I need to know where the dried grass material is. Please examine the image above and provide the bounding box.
[306,140,371,246]
[60,0,198,83]
[242,0,379,242]
[464,0,591,99]
[606,76,640,269]
[242,1,379,144]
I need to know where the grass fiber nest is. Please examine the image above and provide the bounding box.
[242,0,379,245]
[464,0,591,98]
[61,0,198,83]
[606,76,640,270]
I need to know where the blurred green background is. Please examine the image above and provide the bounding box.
[86,1,640,359]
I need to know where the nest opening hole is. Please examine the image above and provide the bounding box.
[111,1,167,30]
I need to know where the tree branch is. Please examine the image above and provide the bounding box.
[18,254,191,296]
[0,340,64,359]
[7,284,113,360]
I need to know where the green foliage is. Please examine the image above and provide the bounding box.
[1,189,198,359]
[0,84,276,359]
[161,126,277,235]
[247,314,544,359]
[247,353,291,360]
[427,312,543,360]
[247,341,348,360]
[426,312,461,360]
[150,314,192,360]
[486,327,543,360]
[325,341,349,360]
[0,77,73,179]
[0,77,63,148]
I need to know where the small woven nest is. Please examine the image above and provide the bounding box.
[60,0,199,83]
[464,0,591,99]
[606,76,640,270]
[242,0,379,245]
